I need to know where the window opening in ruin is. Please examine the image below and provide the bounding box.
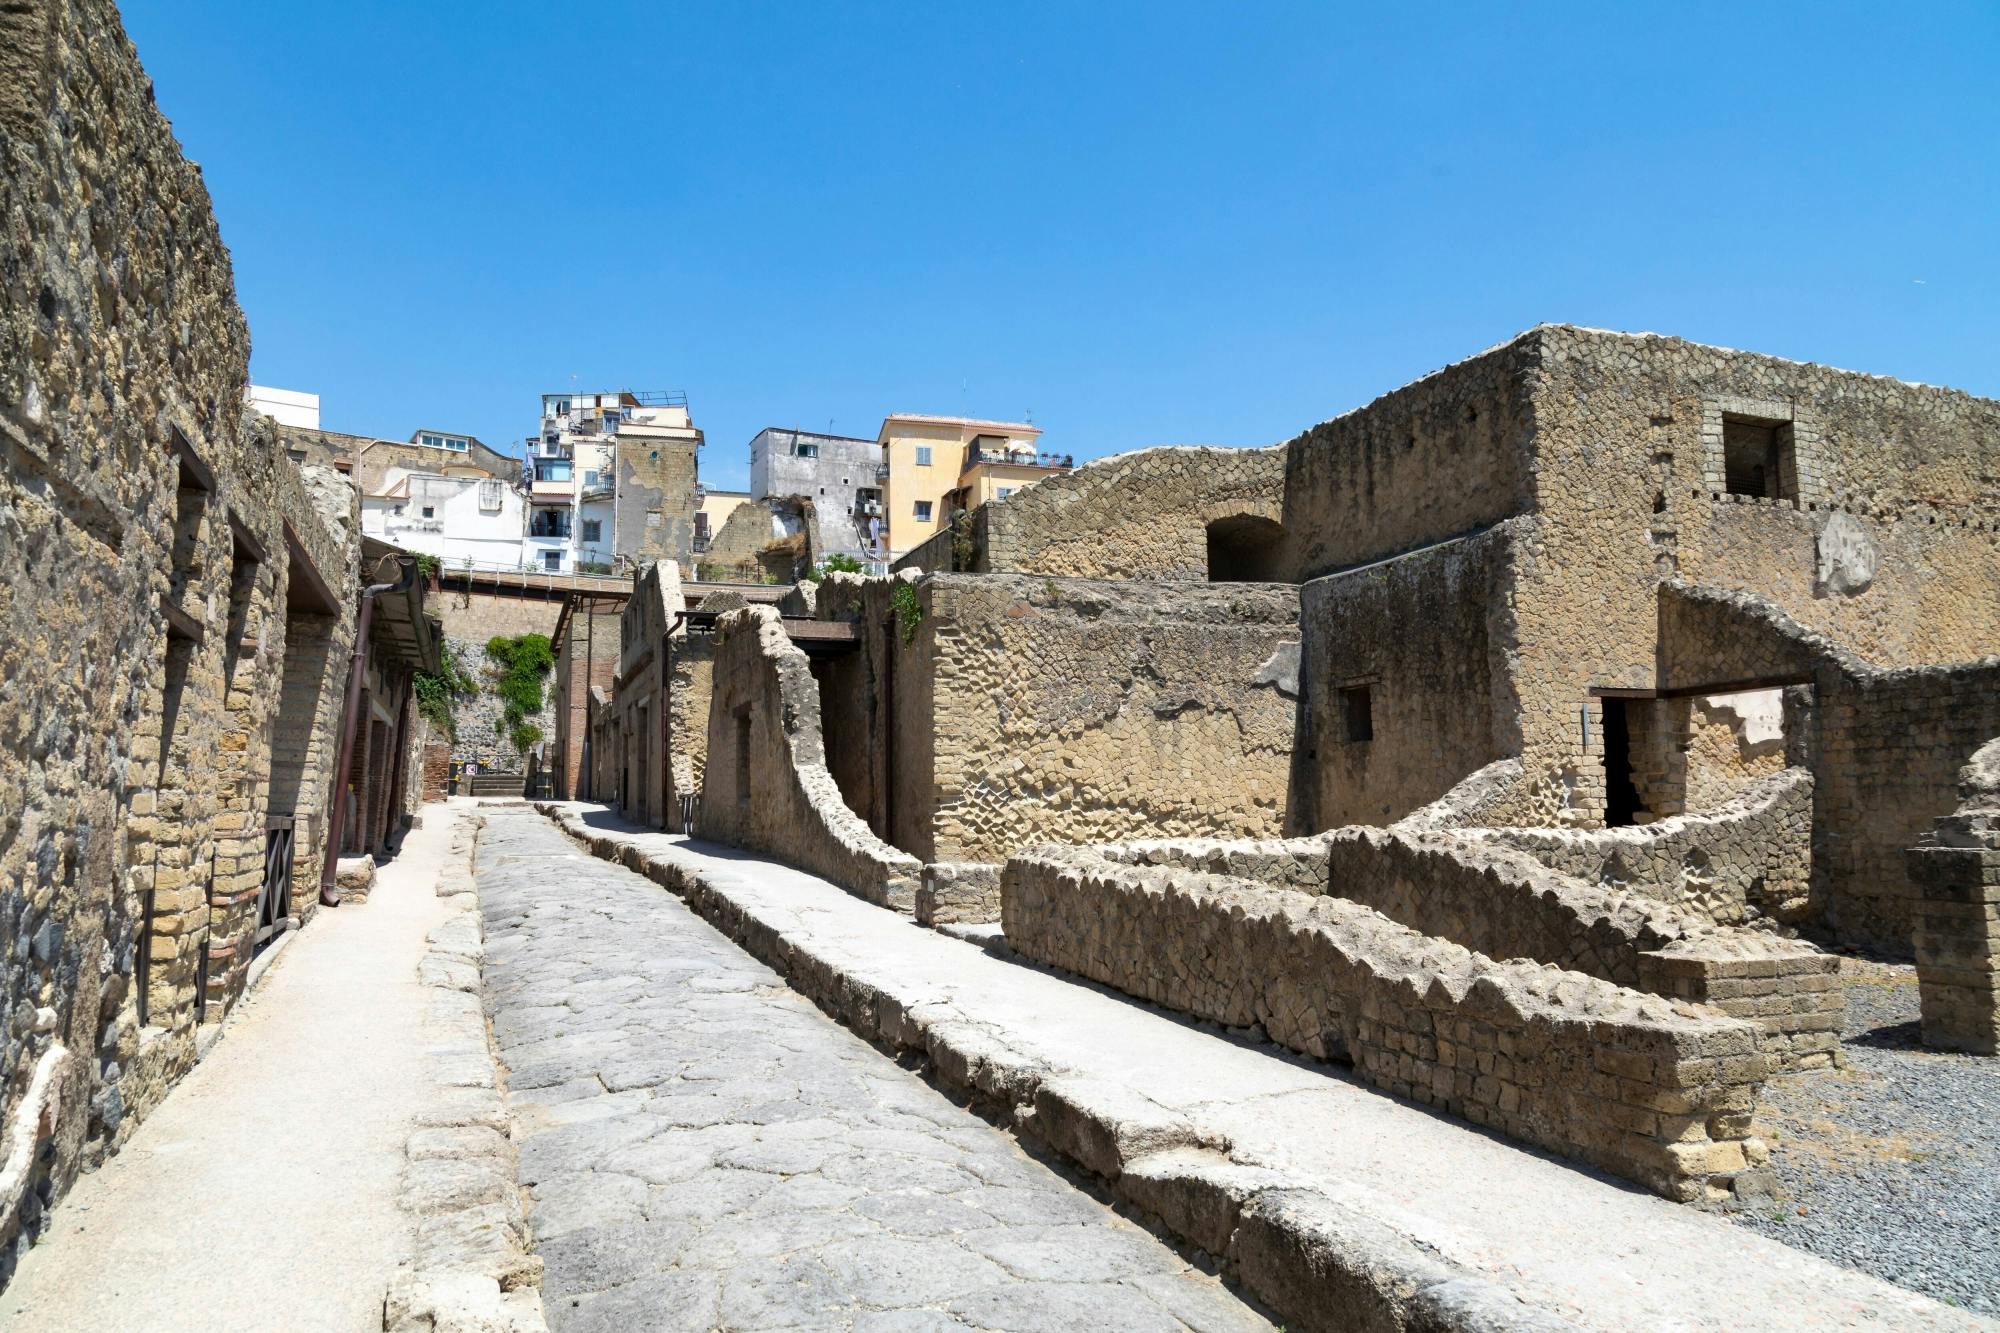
[734,707,752,808]
[1339,685,1373,743]
[1601,699,1642,827]
[1722,416,1797,500]
[1205,514,1289,582]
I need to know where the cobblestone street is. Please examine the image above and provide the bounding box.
[476,809,1271,1332]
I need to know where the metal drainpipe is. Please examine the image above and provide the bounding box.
[320,555,416,905]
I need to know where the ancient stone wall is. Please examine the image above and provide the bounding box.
[816,574,1298,863]
[895,444,1290,582]
[1001,847,1773,1202]
[698,497,809,584]
[1293,521,1526,831]
[1502,325,1998,831]
[0,0,360,1269]
[1907,739,2000,1053]
[427,588,562,767]
[700,608,921,908]
[1283,338,1537,583]
[1461,768,1816,928]
[550,598,620,799]
[1316,826,1841,1070]
[608,562,681,827]
[1661,581,2000,949]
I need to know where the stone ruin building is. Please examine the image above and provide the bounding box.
[0,0,439,1275]
[585,322,1999,1208]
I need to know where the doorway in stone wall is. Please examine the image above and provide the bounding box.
[1601,699,1642,827]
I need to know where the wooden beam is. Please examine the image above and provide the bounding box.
[283,521,343,616]
[1589,674,1812,702]
[168,424,216,493]
[229,510,270,565]
[160,594,204,643]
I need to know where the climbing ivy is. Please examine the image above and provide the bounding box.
[890,583,924,646]
[485,633,554,755]
[412,641,477,740]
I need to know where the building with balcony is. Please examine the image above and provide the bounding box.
[876,414,1052,560]
[531,389,703,573]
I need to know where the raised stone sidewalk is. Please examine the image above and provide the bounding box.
[539,801,1990,1333]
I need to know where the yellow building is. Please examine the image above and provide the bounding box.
[695,487,751,551]
[877,414,1051,559]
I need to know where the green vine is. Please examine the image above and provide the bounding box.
[890,582,924,646]
[485,633,554,756]
[412,641,477,740]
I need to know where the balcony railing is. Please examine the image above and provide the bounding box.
[964,447,1074,470]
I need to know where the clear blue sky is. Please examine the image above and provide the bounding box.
[126,2,1998,492]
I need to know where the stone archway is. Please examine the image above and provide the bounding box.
[1205,513,1290,582]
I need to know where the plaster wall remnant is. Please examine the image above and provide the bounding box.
[700,607,921,908]
[0,0,363,1274]
[1001,845,1775,1203]
[812,573,1298,864]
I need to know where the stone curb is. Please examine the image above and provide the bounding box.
[384,814,549,1333]
[535,804,1581,1333]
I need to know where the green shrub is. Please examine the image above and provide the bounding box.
[802,552,866,582]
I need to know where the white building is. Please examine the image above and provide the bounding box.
[528,389,700,573]
[246,384,320,429]
[360,470,529,569]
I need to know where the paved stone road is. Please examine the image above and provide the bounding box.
[476,809,1271,1332]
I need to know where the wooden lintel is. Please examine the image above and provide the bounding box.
[160,594,205,643]
[168,424,216,493]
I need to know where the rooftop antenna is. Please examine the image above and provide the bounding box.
[1025,407,1034,425]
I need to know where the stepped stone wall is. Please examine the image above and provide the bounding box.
[1002,846,1774,1203]
[1461,767,1815,928]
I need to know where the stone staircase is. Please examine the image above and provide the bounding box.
[465,772,524,798]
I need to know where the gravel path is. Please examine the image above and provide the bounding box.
[476,809,1272,1332]
[1732,955,2000,1316]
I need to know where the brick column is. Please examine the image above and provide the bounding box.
[1908,838,2000,1055]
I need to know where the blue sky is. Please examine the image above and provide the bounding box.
[126,2,1998,492]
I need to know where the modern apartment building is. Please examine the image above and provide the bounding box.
[527,390,703,573]
[877,414,1055,560]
